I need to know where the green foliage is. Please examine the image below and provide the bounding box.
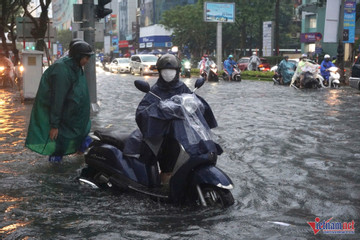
[56,29,72,51]
[160,0,299,58]
[189,68,273,81]
[160,3,216,57]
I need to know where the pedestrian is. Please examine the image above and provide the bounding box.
[25,41,94,162]
[248,52,260,71]
[277,56,295,85]
[135,54,218,185]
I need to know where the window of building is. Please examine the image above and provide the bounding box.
[309,17,316,29]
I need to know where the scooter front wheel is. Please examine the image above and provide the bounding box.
[198,184,234,208]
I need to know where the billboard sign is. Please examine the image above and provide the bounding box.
[263,21,274,57]
[204,2,235,23]
[300,32,322,43]
[343,0,356,43]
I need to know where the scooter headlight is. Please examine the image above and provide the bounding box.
[19,65,24,72]
[184,62,191,68]
[0,66,4,72]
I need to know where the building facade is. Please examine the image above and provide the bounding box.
[139,0,198,52]
[299,0,359,60]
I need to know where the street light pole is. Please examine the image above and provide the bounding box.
[82,0,98,112]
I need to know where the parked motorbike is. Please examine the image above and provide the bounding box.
[181,60,191,78]
[223,65,241,82]
[79,78,234,208]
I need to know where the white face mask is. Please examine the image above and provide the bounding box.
[161,69,177,82]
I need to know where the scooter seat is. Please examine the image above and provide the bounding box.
[93,130,129,151]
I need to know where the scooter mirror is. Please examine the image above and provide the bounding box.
[195,78,205,89]
[134,80,150,93]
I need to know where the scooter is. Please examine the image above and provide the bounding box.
[79,78,234,208]
[327,66,341,88]
[223,65,241,82]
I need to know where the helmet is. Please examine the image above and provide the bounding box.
[252,52,257,55]
[229,54,233,58]
[156,54,181,70]
[69,41,94,58]
[301,53,307,58]
[324,54,330,59]
[69,38,83,49]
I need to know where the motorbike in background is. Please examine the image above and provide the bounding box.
[223,65,241,82]
[326,66,340,88]
[181,59,191,78]
[78,78,234,208]
[290,62,325,89]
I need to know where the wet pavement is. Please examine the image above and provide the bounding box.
[0,68,359,239]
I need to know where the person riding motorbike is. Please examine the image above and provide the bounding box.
[248,52,260,71]
[198,55,208,77]
[277,56,295,85]
[223,55,237,81]
[290,54,308,87]
[320,54,336,85]
[135,54,218,185]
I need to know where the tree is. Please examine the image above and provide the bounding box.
[20,0,51,61]
[56,29,72,52]
[0,0,23,61]
[160,2,216,58]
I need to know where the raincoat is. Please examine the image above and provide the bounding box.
[248,54,260,71]
[277,59,295,84]
[25,57,91,156]
[135,76,218,172]
[320,60,335,81]
[224,57,237,76]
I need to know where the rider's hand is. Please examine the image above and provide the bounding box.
[49,128,58,140]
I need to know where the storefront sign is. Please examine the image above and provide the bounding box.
[300,32,322,43]
[119,40,129,48]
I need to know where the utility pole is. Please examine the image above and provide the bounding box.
[82,0,97,112]
[337,0,345,83]
[274,0,280,56]
[74,0,112,112]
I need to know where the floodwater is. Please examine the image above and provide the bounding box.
[1,69,359,239]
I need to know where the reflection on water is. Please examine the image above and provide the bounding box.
[1,78,360,239]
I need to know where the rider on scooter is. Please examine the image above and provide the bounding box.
[320,54,335,85]
[223,55,237,81]
[135,54,218,185]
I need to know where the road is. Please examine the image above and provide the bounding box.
[0,68,359,239]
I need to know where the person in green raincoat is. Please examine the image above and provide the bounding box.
[25,41,94,162]
[277,56,295,85]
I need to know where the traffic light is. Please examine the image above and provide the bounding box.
[96,0,112,19]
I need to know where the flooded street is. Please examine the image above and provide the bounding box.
[1,69,359,239]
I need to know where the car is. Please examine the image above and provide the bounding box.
[130,54,159,75]
[107,58,130,73]
[349,55,360,90]
[270,58,299,72]
[237,57,271,71]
